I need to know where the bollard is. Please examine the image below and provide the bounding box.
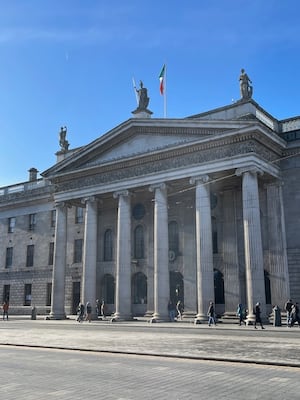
[31,306,37,320]
[273,305,281,327]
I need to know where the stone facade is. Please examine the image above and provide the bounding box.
[0,98,299,321]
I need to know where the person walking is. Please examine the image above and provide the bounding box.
[290,303,300,327]
[86,302,92,322]
[285,299,293,327]
[236,303,246,326]
[3,301,9,320]
[207,301,216,326]
[176,300,184,321]
[77,302,85,323]
[100,300,107,320]
[254,302,265,329]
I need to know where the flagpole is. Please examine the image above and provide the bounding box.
[132,77,139,105]
[164,64,167,118]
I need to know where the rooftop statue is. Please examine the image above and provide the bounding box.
[239,68,253,100]
[135,80,150,110]
[59,126,69,152]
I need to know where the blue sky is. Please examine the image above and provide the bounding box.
[1,0,300,187]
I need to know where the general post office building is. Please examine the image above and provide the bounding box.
[1,84,299,322]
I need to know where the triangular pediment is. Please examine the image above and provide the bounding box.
[43,118,241,177]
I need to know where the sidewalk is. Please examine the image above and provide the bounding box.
[0,316,299,368]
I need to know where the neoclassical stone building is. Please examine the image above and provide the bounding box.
[1,81,300,321]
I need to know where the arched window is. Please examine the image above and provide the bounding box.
[102,274,115,304]
[134,225,144,259]
[212,216,218,254]
[103,229,113,261]
[214,269,224,304]
[132,272,147,304]
[264,270,271,305]
[168,221,179,255]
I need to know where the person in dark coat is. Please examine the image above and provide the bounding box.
[207,301,216,326]
[254,302,265,329]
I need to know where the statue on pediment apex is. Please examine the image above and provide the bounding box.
[239,68,253,100]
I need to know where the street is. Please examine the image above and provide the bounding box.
[1,346,299,400]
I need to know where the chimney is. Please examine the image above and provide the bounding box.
[28,168,38,181]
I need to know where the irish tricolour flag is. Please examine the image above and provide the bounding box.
[159,64,166,95]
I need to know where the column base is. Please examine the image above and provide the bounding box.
[194,313,208,324]
[49,312,66,320]
[110,314,133,322]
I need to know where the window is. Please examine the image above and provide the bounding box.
[8,217,16,233]
[168,221,179,255]
[74,239,83,263]
[134,225,144,259]
[3,285,10,302]
[26,245,34,267]
[46,283,52,306]
[48,242,54,265]
[29,213,36,231]
[5,247,13,268]
[75,207,84,224]
[51,210,56,228]
[24,284,32,306]
[104,229,113,261]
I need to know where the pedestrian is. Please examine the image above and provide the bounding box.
[3,301,9,320]
[273,305,281,327]
[176,300,184,321]
[254,302,265,329]
[96,299,101,317]
[290,303,300,327]
[100,300,107,320]
[207,301,216,326]
[236,303,246,326]
[285,299,293,327]
[86,302,92,322]
[168,300,176,322]
[77,302,85,322]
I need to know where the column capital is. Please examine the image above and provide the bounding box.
[149,182,166,192]
[264,180,283,190]
[54,201,71,209]
[113,190,130,199]
[189,174,210,185]
[235,166,264,177]
[81,196,97,205]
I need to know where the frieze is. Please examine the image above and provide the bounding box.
[55,138,280,192]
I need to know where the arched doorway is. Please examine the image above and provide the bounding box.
[101,274,115,304]
[264,270,271,305]
[132,272,147,304]
[214,269,225,304]
[169,271,184,305]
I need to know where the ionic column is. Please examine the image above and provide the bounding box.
[149,183,169,321]
[50,202,68,319]
[266,182,290,308]
[236,167,266,322]
[190,175,214,322]
[81,196,98,318]
[113,190,132,320]
[222,188,240,315]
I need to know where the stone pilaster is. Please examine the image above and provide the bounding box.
[149,183,169,321]
[222,188,240,315]
[81,196,98,318]
[266,182,290,308]
[113,190,132,321]
[190,175,214,322]
[50,202,68,319]
[236,167,266,322]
